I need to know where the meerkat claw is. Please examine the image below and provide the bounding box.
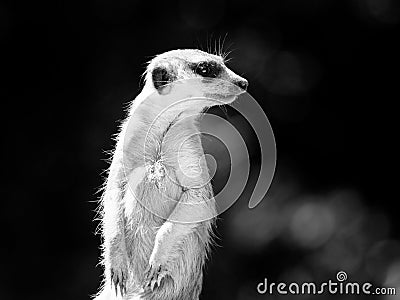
[110,270,114,288]
[121,273,127,296]
[111,267,127,297]
[119,285,124,297]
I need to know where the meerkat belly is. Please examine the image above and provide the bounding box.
[121,152,185,286]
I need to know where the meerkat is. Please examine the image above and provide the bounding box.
[95,49,248,300]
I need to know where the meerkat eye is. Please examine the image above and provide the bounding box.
[194,61,222,78]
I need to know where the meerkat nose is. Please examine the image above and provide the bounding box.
[234,79,248,91]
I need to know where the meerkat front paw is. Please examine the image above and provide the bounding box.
[110,254,129,296]
[142,249,171,291]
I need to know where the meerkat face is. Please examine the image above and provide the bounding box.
[145,49,248,111]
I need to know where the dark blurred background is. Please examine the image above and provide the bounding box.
[1,0,400,299]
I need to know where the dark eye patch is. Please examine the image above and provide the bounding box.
[191,61,222,78]
[152,67,171,89]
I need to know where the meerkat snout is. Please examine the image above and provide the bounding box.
[234,78,248,91]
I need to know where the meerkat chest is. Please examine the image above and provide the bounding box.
[122,111,205,194]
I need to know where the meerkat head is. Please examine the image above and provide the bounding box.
[143,49,248,112]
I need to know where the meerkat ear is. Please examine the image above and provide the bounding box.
[152,65,176,94]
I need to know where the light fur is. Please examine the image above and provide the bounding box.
[95,49,247,300]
